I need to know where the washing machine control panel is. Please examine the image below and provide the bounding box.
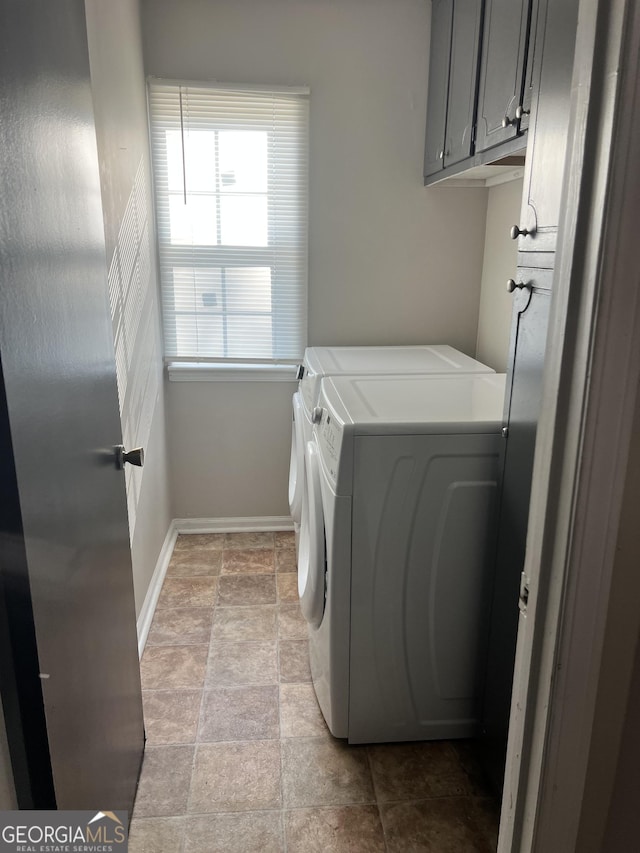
[317,409,343,485]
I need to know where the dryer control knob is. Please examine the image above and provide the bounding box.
[311,406,324,425]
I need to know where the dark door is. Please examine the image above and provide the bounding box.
[481,270,552,787]
[475,0,531,153]
[444,0,483,168]
[424,0,454,178]
[0,0,144,811]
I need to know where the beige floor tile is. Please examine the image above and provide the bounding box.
[156,577,217,609]
[188,741,282,813]
[142,690,202,745]
[380,798,494,853]
[211,606,277,643]
[198,685,279,742]
[285,805,386,853]
[278,603,308,640]
[278,639,312,683]
[140,645,208,690]
[173,533,225,551]
[276,572,298,603]
[275,530,296,550]
[147,608,213,646]
[451,740,497,798]
[184,811,283,853]
[469,798,500,852]
[282,736,374,808]
[133,745,194,817]
[368,741,471,802]
[223,531,275,549]
[222,548,275,575]
[206,641,278,687]
[167,550,222,577]
[280,683,327,738]
[218,574,276,606]
[276,549,297,573]
[128,817,185,853]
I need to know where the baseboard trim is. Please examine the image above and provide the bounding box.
[173,516,294,534]
[136,521,177,658]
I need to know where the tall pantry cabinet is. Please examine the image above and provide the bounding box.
[480,0,580,787]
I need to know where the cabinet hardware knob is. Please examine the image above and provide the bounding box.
[502,114,516,128]
[115,445,145,469]
[438,150,444,160]
[506,279,531,293]
[510,224,532,240]
[515,105,530,120]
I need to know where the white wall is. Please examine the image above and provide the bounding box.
[168,379,297,518]
[476,177,523,372]
[141,0,490,519]
[86,0,172,614]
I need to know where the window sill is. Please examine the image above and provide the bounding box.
[167,362,299,383]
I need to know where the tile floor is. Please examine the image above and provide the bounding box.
[130,531,499,852]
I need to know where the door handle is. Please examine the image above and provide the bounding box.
[115,445,145,469]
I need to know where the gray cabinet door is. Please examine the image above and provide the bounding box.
[475,0,531,153]
[515,0,580,253]
[481,269,552,785]
[517,0,541,134]
[0,0,144,810]
[444,0,483,168]
[424,0,454,178]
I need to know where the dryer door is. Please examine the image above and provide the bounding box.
[288,392,305,523]
[298,439,326,628]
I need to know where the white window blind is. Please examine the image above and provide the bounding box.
[148,80,309,363]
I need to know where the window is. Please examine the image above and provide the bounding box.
[148,81,309,365]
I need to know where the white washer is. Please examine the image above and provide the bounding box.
[288,346,494,530]
[298,372,505,743]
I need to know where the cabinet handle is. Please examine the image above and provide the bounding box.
[515,105,530,120]
[506,279,531,293]
[502,114,517,128]
[438,150,444,160]
[510,224,532,240]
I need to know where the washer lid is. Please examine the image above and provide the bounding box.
[320,373,506,435]
[304,345,494,377]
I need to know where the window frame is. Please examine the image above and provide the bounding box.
[147,79,309,375]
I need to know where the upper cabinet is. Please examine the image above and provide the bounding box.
[515,0,578,254]
[475,0,532,153]
[424,0,453,178]
[424,0,541,184]
[445,0,484,167]
[424,0,483,178]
